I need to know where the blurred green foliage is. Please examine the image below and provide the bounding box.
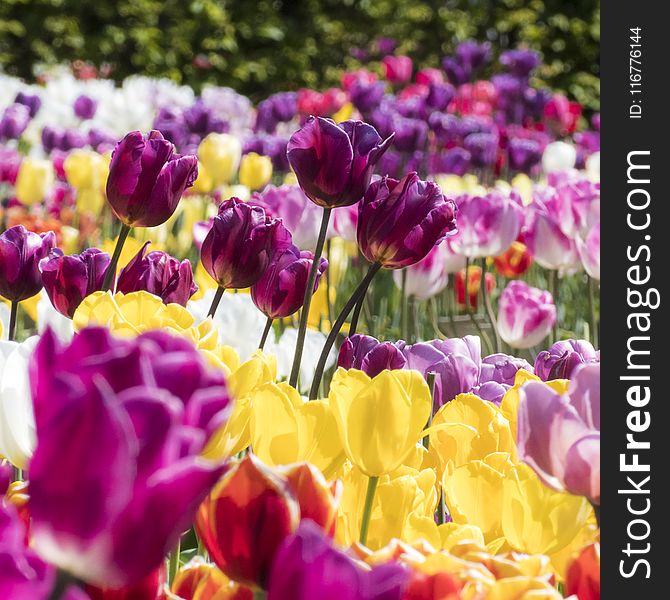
[0,0,599,109]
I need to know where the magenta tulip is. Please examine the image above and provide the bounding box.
[497,281,556,349]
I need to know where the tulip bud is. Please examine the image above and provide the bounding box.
[250,244,327,319]
[357,173,457,269]
[287,117,394,208]
[338,334,407,377]
[541,141,577,173]
[493,241,532,278]
[195,454,301,589]
[106,130,198,227]
[534,339,599,381]
[496,281,556,349]
[116,242,197,306]
[14,91,42,117]
[239,152,273,191]
[198,133,242,188]
[15,158,55,206]
[200,199,292,290]
[73,94,97,120]
[40,248,111,317]
[0,225,56,303]
[0,103,30,140]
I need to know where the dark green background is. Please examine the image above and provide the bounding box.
[0,0,600,109]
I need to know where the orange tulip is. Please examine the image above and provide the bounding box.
[493,241,532,278]
[566,543,600,600]
[401,570,463,599]
[455,266,495,311]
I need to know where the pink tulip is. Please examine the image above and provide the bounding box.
[497,280,556,349]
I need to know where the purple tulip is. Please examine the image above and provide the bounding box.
[534,339,599,381]
[431,147,472,176]
[448,191,522,258]
[442,57,469,86]
[14,91,42,117]
[73,94,98,120]
[425,82,455,112]
[40,248,111,318]
[28,327,231,587]
[106,130,198,228]
[508,138,542,173]
[357,172,457,269]
[518,362,600,504]
[497,281,556,349]
[338,334,407,377]
[0,103,30,140]
[392,117,428,153]
[250,244,328,319]
[200,198,292,289]
[183,99,228,137]
[268,521,408,600]
[0,225,56,302]
[500,49,541,78]
[116,242,197,306]
[456,40,492,73]
[400,336,482,410]
[255,92,298,133]
[473,353,534,405]
[349,80,386,114]
[287,117,394,208]
[463,132,498,168]
[0,502,57,598]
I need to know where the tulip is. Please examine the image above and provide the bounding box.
[250,244,327,320]
[507,138,542,174]
[14,158,54,206]
[28,328,231,587]
[286,117,394,209]
[195,454,301,589]
[0,502,57,598]
[357,173,457,269]
[170,556,251,599]
[197,133,242,188]
[267,521,409,600]
[577,222,600,280]
[454,266,495,311]
[401,336,481,410]
[239,152,273,190]
[84,566,165,599]
[40,248,111,318]
[392,244,449,301]
[566,543,600,600]
[249,382,345,477]
[463,133,498,168]
[338,334,407,377]
[73,94,97,120]
[500,49,541,77]
[200,198,292,317]
[542,141,577,173]
[493,241,532,278]
[0,225,56,340]
[524,204,580,272]
[534,339,599,381]
[116,242,197,307]
[473,353,534,405]
[448,192,522,259]
[501,463,592,555]
[382,55,413,84]
[251,185,324,251]
[14,91,42,117]
[517,362,600,505]
[497,281,556,349]
[0,103,30,140]
[106,130,198,229]
[0,336,39,469]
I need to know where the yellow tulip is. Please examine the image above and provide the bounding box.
[549,516,599,581]
[63,149,109,213]
[249,381,344,476]
[438,523,486,552]
[442,452,514,543]
[500,371,569,441]
[511,173,534,206]
[101,236,149,270]
[15,158,54,205]
[198,133,242,188]
[238,152,273,191]
[428,393,515,480]
[332,102,354,123]
[203,351,276,460]
[501,463,592,556]
[328,368,432,477]
[486,576,563,600]
[73,290,218,351]
[192,160,215,194]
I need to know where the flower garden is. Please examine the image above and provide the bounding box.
[0,35,599,600]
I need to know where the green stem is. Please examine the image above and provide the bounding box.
[480,258,501,353]
[168,538,181,585]
[549,269,559,344]
[8,300,18,341]
[349,294,365,337]
[259,316,274,350]
[400,269,408,340]
[308,262,381,400]
[359,475,379,546]
[253,590,267,600]
[587,276,598,348]
[325,240,333,327]
[47,570,79,600]
[101,223,131,292]
[465,258,492,353]
[289,207,332,388]
[207,286,225,318]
